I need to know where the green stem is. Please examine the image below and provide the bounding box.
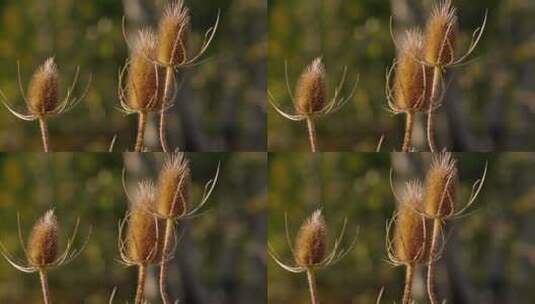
[306,117,318,152]
[38,117,50,152]
[39,270,51,304]
[306,269,319,304]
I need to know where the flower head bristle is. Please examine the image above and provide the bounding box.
[156,152,191,219]
[294,209,327,267]
[27,210,59,268]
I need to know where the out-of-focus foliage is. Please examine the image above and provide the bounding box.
[268,0,535,151]
[268,152,535,303]
[0,0,266,151]
[0,152,266,303]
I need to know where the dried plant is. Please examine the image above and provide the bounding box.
[386,181,428,304]
[386,30,433,151]
[118,29,167,152]
[389,153,487,304]
[389,0,487,151]
[122,0,220,152]
[0,210,89,304]
[118,181,160,304]
[0,58,90,151]
[269,58,358,152]
[151,152,219,304]
[269,209,358,304]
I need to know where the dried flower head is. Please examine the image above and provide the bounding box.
[423,0,458,66]
[294,210,327,267]
[388,181,428,266]
[156,152,191,219]
[121,181,160,266]
[268,209,357,273]
[0,58,89,121]
[27,210,59,267]
[295,58,327,116]
[119,29,166,114]
[27,58,59,117]
[268,58,358,122]
[0,210,88,273]
[157,0,190,66]
[423,153,457,218]
[388,30,431,114]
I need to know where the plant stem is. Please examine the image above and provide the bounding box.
[134,112,147,152]
[426,219,442,304]
[306,269,319,304]
[39,270,51,304]
[306,117,318,152]
[402,112,414,152]
[135,265,147,304]
[427,66,441,152]
[38,117,50,152]
[160,67,174,152]
[159,218,175,304]
[402,264,415,304]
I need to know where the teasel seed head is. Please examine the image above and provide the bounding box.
[393,181,427,265]
[294,209,327,267]
[126,29,166,113]
[157,0,190,66]
[424,152,457,219]
[423,0,458,66]
[295,58,327,116]
[27,210,59,268]
[126,181,159,265]
[156,152,191,219]
[27,58,59,117]
[392,29,430,113]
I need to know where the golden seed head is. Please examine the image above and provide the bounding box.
[295,58,327,115]
[294,209,327,267]
[27,210,59,268]
[423,0,458,66]
[126,181,159,265]
[393,181,427,264]
[393,29,430,113]
[157,0,190,66]
[127,29,165,113]
[156,153,191,219]
[424,153,457,218]
[27,58,59,117]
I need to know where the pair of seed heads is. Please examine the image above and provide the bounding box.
[0,210,89,273]
[386,153,487,266]
[118,153,219,266]
[269,57,359,121]
[118,0,219,115]
[0,58,90,121]
[269,209,358,273]
[387,0,487,115]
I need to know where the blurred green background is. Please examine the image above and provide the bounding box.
[0,152,266,303]
[268,152,535,303]
[268,0,535,151]
[0,0,266,151]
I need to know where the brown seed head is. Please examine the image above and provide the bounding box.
[126,181,159,265]
[156,153,191,219]
[127,29,165,113]
[27,58,59,116]
[27,210,59,268]
[157,0,190,66]
[393,30,430,113]
[423,0,458,66]
[294,210,327,267]
[295,58,327,115]
[424,153,457,218]
[393,181,427,264]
